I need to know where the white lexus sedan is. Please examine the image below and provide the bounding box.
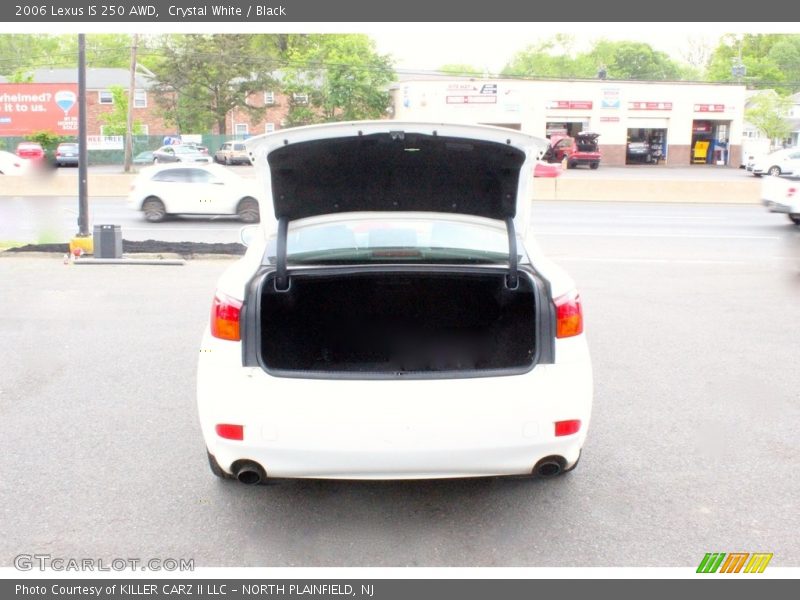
[129,163,261,222]
[197,121,593,484]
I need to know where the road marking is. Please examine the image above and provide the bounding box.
[123,227,239,232]
[534,231,779,240]
[618,215,719,220]
[554,256,792,265]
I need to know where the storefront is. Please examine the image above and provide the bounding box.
[390,77,746,167]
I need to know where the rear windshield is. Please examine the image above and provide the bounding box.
[276,219,515,265]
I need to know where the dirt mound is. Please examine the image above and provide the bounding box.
[4,240,247,257]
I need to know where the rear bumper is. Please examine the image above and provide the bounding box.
[762,199,792,213]
[197,332,593,480]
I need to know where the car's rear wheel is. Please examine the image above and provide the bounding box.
[237,197,260,223]
[153,157,159,164]
[767,166,781,176]
[590,162,599,170]
[789,214,800,225]
[142,197,166,223]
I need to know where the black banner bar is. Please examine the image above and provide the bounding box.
[3,579,798,600]
[1,0,800,22]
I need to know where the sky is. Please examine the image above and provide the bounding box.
[369,26,722,73]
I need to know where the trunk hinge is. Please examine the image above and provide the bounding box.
[505,217,519,290]
[274,216,290,292]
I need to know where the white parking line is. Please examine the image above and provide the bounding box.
[554,256,793,265]
[534,231,779,240]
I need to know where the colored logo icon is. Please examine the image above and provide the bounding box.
[55,90,77,116]
[697,552,773,573]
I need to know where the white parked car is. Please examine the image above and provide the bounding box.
[761,175,800,225]
[0,150,31,175]
[197,121,593,484]
[128,163,261,222]
[749,147,800,177]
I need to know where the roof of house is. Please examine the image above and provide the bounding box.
[0,68,155,89]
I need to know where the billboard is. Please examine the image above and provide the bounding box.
[0,83,79,136]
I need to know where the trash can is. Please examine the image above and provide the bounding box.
[93,224,122,258]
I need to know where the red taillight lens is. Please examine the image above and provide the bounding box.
[210,292,242,341]
[215,424,244,440]
[554,290,583,338]
[788,187,796,198]
[554,420,581,437]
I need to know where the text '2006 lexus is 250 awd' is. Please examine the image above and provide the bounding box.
[197,121,593,484]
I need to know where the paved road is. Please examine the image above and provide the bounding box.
[0,202,798,568]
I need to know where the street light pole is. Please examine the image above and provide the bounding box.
[77,33,89,238]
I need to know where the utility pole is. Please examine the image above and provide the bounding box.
[124,33,139,173]
[77,33,89,238]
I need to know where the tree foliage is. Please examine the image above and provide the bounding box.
[150,34,277,135]
[97,86,144,136]
[281,34,394,125]
[0,34,159,75]
[706,34,800,92]
[745,93,793,142]
[502,37,686,81]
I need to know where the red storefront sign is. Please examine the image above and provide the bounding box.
[548,100,593,110]
[628,101,673,111]
[0,83,79,136]
[694,104,725,112]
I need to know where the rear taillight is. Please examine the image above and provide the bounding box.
[554,290,583,338]
[788,187,796,198]
[555,420,581,437]
[215,424,244,440]
[210,292,242,341]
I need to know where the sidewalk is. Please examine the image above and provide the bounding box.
[0,164,762,204]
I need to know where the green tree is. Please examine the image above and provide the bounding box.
[97,86,144,136]
[745,92,793,143]
[706,34,800,91]
[281,34,395,124]
[151,34,277,134]
[502,37,684,81]
[439,64,483,76]
[502,35,593,78]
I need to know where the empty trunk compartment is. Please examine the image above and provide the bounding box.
[258,270,539,376]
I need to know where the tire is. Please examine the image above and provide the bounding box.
[566,161,575,169]
[789,214,800,225]
[225,156,231,166]
[590,162,599,170]
[153,157,159,164]
[207,450,233,479]
[142,197,166,223]
[767,166,781,176]
[237,197,260,223]
[753,173,762,178]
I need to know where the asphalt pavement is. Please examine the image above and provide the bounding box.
[1,202,798,568]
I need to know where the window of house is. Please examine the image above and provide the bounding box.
[265,123,275,134]
[264,91,275,105]
[292,93,309,105]
[134,90,147,108]
[98,90,114,104]
[234,123,249,137]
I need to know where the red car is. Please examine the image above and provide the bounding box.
[544,132,601,170]
[16,142,45,162]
